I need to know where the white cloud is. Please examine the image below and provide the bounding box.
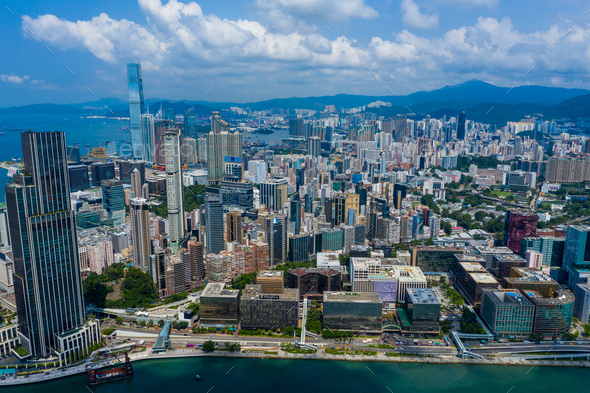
[401,0,439,29]
[17,1,590,99]
[0,74,29,84]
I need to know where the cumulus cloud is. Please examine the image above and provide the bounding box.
[0,74,29,84]
[401,0,439,29]
[17,1,590,99]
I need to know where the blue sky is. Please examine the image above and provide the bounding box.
[1,0,590,106]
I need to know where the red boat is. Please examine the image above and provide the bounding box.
[88,352,133,385]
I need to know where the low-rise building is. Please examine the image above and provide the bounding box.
[199,283,240,327]
[322,291,382,332]
[411,246,464,273]
[481,289,534,339]
[522,289,575,337]
[504,267,559,297]
[287,268,341,300]
[465,272,500,305]
[239,284,299,331]
[402,288,441,333]
[256,270,284,294]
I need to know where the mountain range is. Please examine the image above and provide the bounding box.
[1,80,589,125]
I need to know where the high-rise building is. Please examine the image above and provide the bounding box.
[118,160,145,184]
[0,203,10,247]
[260,178,288,212]
[184,108,198,137]
[184,137,198,165]
[165,128,185,250]
[6,131,100,362]
[127,63,145,159]
[207,112,242,184]
[307,136,321,157]
[90,162,115,187]
[456,111,466,140]
[188,240,205,280]
[205,195,224,255]
[101,179,125,226]
[131,198,151,269]
[130,167,144,199]
[563,225,590,288]
[140,114,155,163]
[394,114,408,143]
[247,160,267,183]
[68,164,89,192]
[289,193,302,235]
[265,215,287,266]
[227,211,243,244]
[503,209,538,254]
[289,118,304,137]
[393,183,407,210]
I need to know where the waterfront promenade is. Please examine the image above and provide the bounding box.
[1,345,589,386]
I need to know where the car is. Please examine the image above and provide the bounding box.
[569,343,574,346]
[535,341,542,344]
[184,333,189,336]
[254,343,257,346]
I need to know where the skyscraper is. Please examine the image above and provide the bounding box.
[503,209,538,254]
[6,131,100,362]
[265,215,287,266]
[131,167,144,199]
[164,128,185,251]
[308,136,321,157]
[140,113,155,163]
[205,195,224,255]
[101,179,125,226]
[289,118,304,136]
[290,193,302,235]
[206,112,242,184]
[260,178,288,212]
[456,111,466,140]
[131,198,151,269]
[227,211,243,244]
[127,63,145,159]
[563,225,590,288]
[188,240,205,280]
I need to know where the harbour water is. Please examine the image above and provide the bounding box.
[2,357,588,393]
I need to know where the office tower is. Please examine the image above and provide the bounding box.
[6,131,100,362]
[118,160,145,184]
[265,215,287,266]
[165,128,185,251]
[67,146,81,163]
[184,137,198,165]
[90,162,115,187]
[308,136,321,157]
[0,203,10,247]
[503,209,538,254]
[563,225,590,288]
[324,197,333,227]
[456,111,466,140]
[68,164,89,192]
[395,114,408,143]
[227,211,243,244]
[130,167,143,198]
[101,179,125,226]
[514,136,523,156]
[224,157,244,181]
[140,114,155,163]
[127,63,145,159]
[188,240,205,280]
[153,119,174,165]
[304,190,313,214]
[289,193,302,235]
[184,109,198,137]
[151,248,167,295]
[131,198,151,269]
[207,112,242,183]
[164,108,175,121]
[393,183,407,210]
[260,178,288,212]
[289,118,304,136]
[248,160,267,183]
[444,125,453,143]
[205,195,224,255]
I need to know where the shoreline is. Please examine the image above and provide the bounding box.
[1,347,588,386]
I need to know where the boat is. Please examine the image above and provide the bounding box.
[88,352,133,385]
[0,132,4,135]
[195,375,202,381]
[85,144,90,148]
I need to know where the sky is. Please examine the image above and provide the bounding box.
[1,0,590,106]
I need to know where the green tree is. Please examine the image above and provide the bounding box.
[202,340,216,352]
[158,319,165,328]
[115,317,123,325]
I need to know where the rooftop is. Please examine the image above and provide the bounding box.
[522,289,575,305]
[201,283,239,298]
[242,284,298,301]
[257,270,283,278]
[484,289,534,306]
[494,254,526,262]
[474,245,514,254]
[469,272,499,284]
[459,262,487,272]
[455,254,486,263]
[323,291,381,303]
[406,288,440,305]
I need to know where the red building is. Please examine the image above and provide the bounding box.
[503,209,538,254]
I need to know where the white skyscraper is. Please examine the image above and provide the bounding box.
[165,128,185,251]
[140,113,155,163]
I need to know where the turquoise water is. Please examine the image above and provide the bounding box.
[2,357,588,393]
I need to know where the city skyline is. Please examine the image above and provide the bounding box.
[2,1,590,106]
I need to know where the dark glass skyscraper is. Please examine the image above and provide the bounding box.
[6,131,100,362]
[290,193,301,235]
[457,111,466,140]
[128,63,145,159]
[205,195,224,255]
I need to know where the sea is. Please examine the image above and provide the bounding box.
[2,357,588,393]
[0,114,292,203]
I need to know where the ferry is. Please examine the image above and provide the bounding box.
[88,352,133,385]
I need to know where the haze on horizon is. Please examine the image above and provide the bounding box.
[1,0,590,107]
